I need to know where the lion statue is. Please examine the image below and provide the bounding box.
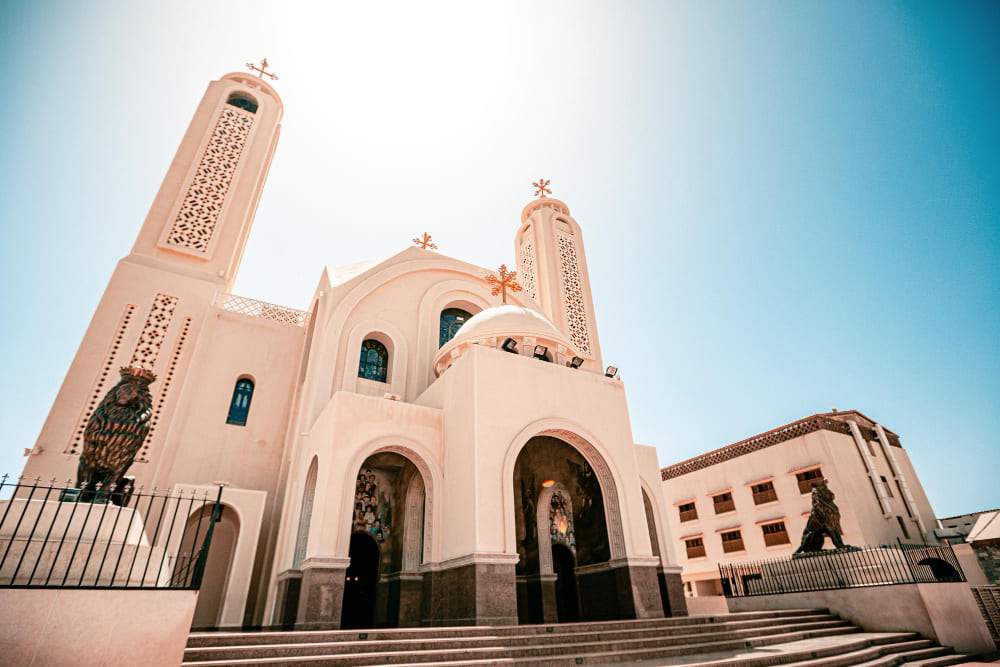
[77,366,156,504]
[795,479,851,553]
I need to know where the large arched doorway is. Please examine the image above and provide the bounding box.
[183,505,240,629]
[341,532,380,628]
[341,450,427,627]
[513,435,619,623]
[552,543,580,622]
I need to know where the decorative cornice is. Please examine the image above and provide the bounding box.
[660,411,901,481]
[419,551,520,572]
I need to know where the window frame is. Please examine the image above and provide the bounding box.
[226,376,255,426]
[358,338,389,383]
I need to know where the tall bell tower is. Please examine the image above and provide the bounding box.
[23,68,283,483]
[514,186,603,369]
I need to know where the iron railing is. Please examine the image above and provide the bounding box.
[720,541,966,597]
[0,475,222,589]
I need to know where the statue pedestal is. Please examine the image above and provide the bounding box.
[0,498,171,587]
[747,546,911,595]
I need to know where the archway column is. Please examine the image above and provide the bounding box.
[296,555,351,629]
[419,552,520,626]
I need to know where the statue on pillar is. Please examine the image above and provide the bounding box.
[795,479,853,554]
[76,366,156,504]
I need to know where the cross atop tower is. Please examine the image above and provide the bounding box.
[485,265,523,305]
[532,178,552,199]
[246,58,279,81]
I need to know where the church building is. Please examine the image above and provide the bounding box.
[21,69,685,630]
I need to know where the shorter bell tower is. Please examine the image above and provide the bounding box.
[515,185,603,368]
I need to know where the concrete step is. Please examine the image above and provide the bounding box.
[780,639,942,667]
[181,625,861,666]
[183,619,851,662]
[187,609,827,649]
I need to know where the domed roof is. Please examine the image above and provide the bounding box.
[450,305,563,344]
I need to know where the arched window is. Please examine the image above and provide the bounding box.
[226,93,258,114]
[226,378,254,426]
[358,339,388,382]
[439,308,472,347]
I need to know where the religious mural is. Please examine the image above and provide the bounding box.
[352,467,394,544]
[549,491,576,552]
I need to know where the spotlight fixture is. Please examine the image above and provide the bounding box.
[541,480,555,488]
[568,356,584,369]
[383,393,401,401]
[605,365,618,378]
[502,337,517,353]
[533,345,549,361]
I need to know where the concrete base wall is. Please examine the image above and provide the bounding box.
[727,582,995,654]
[685,595,730,615]
[0,588,197,667]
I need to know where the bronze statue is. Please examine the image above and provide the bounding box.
[795,479,850,553]
[77,366,155,504]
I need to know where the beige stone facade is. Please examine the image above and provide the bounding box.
[20,72,683,629]
[660,410,940,599]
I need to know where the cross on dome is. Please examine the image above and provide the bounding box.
[485,265,523,305]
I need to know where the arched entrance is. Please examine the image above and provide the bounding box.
[341,532,380,628]
[184,505,239,629]
[513,435,620,623]
[917,557,962,582]
[552,544,580,622]
[341,450,427,627]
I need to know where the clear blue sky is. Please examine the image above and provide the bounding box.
[0,2,996,517]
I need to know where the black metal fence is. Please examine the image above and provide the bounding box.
[720,541,966,597]
[0,475,222,589]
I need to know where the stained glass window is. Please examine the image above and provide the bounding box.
[439,308,472,348]
[226,378,254,426]
[359,339,388,382]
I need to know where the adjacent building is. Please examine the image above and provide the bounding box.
[659,410,940,607]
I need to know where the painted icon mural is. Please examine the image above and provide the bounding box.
[549,491,576,552]
[352,467,394,544]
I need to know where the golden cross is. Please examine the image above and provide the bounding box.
[485,264,523,305]
[532,178,552,198]
[412,232,437,250]
[246,58,279,81]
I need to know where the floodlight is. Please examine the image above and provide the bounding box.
[605,365,618,378]
[502,338,517,353]
[533,345,549,360]
[569,356,584,369]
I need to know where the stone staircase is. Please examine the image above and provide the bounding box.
[183,609,970,666]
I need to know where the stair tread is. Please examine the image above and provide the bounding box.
[183,619,850,657]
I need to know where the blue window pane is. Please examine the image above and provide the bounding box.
[227,378,254,426]
[439,308,472,348]
[358,339,388,382]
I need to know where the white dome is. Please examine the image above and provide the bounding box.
[433,305,580,376]
[450,305,563,344]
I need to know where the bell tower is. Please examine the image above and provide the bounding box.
[515,188,603,369]
[23,68,283,483]
[130,69,283,288]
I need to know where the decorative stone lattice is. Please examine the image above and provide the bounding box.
[130,294,179,368]
[215,292,310,327]
[557,235,591,354]
[165,106,255,254]
[66,305,137,454]
[519,238,537,301]
[137,316,190,463]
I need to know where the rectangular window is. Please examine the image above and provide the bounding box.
[881,476,893,497]
[685,537,706,559]
[751,481,778,505]
[721,530,745,553]
[761,521,791,546]
[896,515,910,539]
[896,480,913,517]
[796,468,823,494]
[678,502,698,523]
[712,492,735,514]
